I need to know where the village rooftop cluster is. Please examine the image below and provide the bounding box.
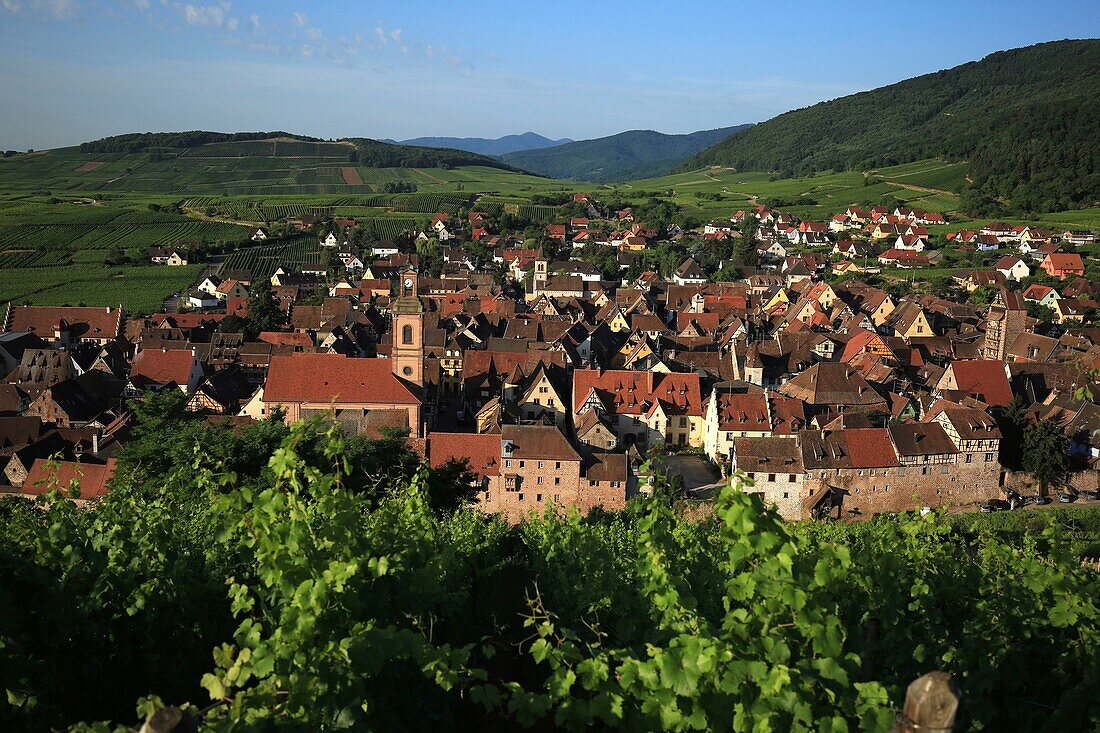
[1,190,1098,519]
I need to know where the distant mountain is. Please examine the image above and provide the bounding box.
[500,126,752,183]
[681,40,1100,213]
[387,132,573,157]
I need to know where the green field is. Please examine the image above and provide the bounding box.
[0,264,202,314]
[0,143,1095,313]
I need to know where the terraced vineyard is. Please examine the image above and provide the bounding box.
[362,217,419,240]
[220,236,325,281]
[0,264,203,314]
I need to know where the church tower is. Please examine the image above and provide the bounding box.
[392,268,424,385]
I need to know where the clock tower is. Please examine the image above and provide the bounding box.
[392,268,424,386]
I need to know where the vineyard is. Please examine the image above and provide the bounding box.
[0,264,202,313]
[220,236,325,280]
[0,416,1096,732]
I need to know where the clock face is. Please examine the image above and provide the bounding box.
[404,278,413,288]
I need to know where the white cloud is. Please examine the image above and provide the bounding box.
[226,16,236,30]
[291,10,305,28]
[4,0,80,18]
[135,0,150,10]
[248,13,259,30]
[36,0,77,18]
[183,3,225,27]
[306,27,321,41]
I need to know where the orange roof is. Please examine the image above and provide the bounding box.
[258,331,313,347]
[428,432,501,479]
[131,348,196,387]
[23,457,117,501]
[572,369,703,416]
[6,305,122,340]
[947,360,1013,407]
[264,353,420,405]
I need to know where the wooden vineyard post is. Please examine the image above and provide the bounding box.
[892,671,961,732]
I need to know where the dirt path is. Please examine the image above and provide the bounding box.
[341,166,363,185]
[884,181,958,197]
[412,169,448,185]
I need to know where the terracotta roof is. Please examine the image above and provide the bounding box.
[131,348,196,387]
[572,369,703,416]
[428,432,501,479]
[6,305,123,341]
[258,331,313,347]
[501,424,579,461]
[778,362,886,408]
[713,392,771,431]
[800,428,899,469]
[22,457,117,501]
[945,360,1013,408]
[889,423,958,457]
[264,353,420,405]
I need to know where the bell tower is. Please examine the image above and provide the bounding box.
[392,267,424,385]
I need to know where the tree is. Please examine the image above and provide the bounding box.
[733,218,759,267]
[998,398,1030,472]
[243,279,286,339]
[1022,417,1069,496]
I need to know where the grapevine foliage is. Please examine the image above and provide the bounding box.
[1,418,1098,732]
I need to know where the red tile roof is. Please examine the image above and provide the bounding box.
[22,457,117,501]
[131,348,196,387]
[428,432,501,479]
[572,369,703,416]
[713,393,771,431]
[265,353,420,405]
[946,360,1013,407]
[6,305,123,340]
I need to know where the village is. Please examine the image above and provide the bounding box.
[1,191,1098,522]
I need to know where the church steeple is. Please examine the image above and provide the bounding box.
[392,267,424,385]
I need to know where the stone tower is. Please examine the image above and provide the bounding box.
[392,268,424,385]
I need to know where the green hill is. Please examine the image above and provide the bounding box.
[680,40,1100,214]
[79,131,519,172]
[501,126,752,183]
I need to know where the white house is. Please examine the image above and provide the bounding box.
[994,256,1030,282]
[197,276,222,295]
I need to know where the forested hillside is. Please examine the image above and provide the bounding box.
[391,132,573,156]
[502,125,752,182]
[78,131,521,171]
[681,40,1100,215]
[345,137,523,171]
[1,398,1097,732]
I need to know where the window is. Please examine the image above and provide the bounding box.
[484,491,490,502]
[519,493,524,501]
[589,480,598,487]
[553,494,560,502]
[505,460,511,468]
[554,477,560,485]
[519,461,525,468]
[555,461,561,469]
[768,474,776,482]
[538,461,544,469]
[985,453,994,462]
[783,492,789,499]
[965,454,972,463]
[537,494,542,502]
[679,417,687,427]
[537,476,543,485]
[747,472,755,481]
[788,474,796,482]
[540,386,548,393]
[401,324,414,344]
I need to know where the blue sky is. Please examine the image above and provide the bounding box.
[1,0,1098,149]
